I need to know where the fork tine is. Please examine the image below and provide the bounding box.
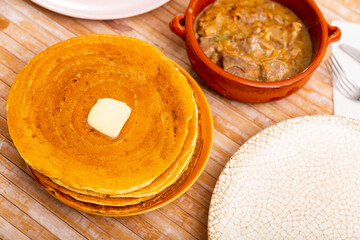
[326,54,360,101]
[331,55,360,90]
[329,56,353,92]
[325,59,353,99]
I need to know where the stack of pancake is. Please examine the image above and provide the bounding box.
[7,35,201,216]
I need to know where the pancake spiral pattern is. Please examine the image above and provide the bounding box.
[7,35,200,214]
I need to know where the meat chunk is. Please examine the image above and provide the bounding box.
[270,22,303,48]
[199,37,217,58]
[261,60,290,81]
[233,37,249,52]
[270,26,288,48]
[233,36,264,58]
[222,53,260,80]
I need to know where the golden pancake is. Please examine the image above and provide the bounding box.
[51,102,198,199]
[7,35,196,195]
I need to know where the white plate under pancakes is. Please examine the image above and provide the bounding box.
[208,115,360,239]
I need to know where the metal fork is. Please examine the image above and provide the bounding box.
[325,54,360,101]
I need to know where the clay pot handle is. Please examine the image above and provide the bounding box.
[170,12,186,41]
[327,22,341,44]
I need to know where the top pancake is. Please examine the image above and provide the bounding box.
[7,34,196,194]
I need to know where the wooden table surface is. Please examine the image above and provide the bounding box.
[0,0,359,239]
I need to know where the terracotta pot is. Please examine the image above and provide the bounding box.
[170,0,341,103]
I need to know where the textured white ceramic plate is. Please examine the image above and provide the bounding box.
[208,115,360,239]
[31,0,170,19]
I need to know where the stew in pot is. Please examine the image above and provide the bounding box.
[195,0,312,82]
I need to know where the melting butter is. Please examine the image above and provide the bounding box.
[87,98,131,138]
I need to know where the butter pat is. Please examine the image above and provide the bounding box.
[87,98,131,138]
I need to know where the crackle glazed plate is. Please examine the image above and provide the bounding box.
[31,0,169,19]
[208,115,360,239]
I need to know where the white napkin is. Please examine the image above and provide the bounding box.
[331,20,360,120]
